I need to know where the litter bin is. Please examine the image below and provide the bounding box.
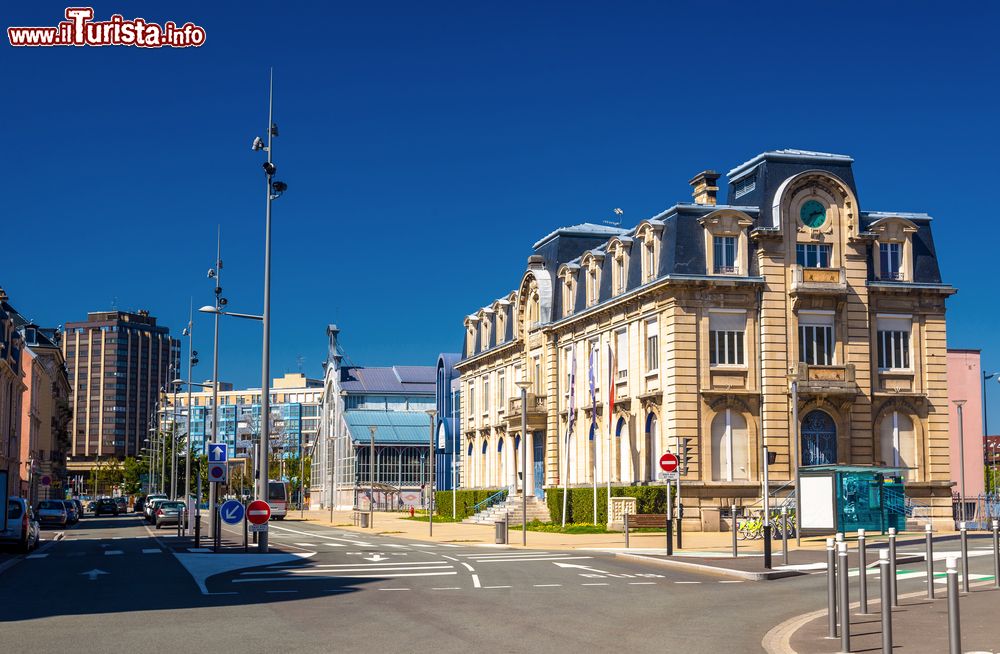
[359,512,370,528]
[495,519,507,544]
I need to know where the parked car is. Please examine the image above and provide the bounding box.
[93,498,119,517]
[143,494,168,520]
[153,501,188,529]
[145,498,170,523]
[35,500,68,528]
[86,500,97,513]
[62,500,80,525]
[113,497,127,514]
[134,496,146,514]
[72,499,85,520]
[1,499,40,553]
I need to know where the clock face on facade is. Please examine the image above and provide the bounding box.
[800,200,827,228]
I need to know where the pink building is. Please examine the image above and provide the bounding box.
[947,349,986,498]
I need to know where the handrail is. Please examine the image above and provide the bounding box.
[472,488,508,515]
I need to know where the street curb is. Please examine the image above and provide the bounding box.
[613,552,805,581]
[761,579,999,653]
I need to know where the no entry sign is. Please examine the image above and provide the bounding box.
[659,452,679,473]
[247,500,271,525]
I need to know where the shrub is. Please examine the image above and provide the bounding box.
[545,485,672,524]
[434,489,506,520]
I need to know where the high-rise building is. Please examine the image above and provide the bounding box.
[62,310,179,474]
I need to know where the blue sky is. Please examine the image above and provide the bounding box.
[4,2,1000,421]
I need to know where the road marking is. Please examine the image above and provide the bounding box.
[473,556,594,563]
[142,548,162,554]
[534,584,562,587]
[471,574,481,588]
[383,543,408,548]
[323,543,345,547]
[105,550,123,556]
[243,565,455,575]
[274,560,448,568]
[442,555,459,561]
[629,582,657,585]
[26,553,48,559]
[461,562,475,571]
[582,583,609,586]
[675,581,701,584]
[484,585,511,589]
[295,543,318,547]
[234,571,457,582]
[718,580,744,584]
[80,568,109,581]
[378,588,411,591]
[266,590,298,594]
[268,524,372,546]
[432,587,462,590]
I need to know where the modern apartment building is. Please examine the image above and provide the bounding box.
[173,373,321,460]
[457,149,956,529]
[62,310,180,474]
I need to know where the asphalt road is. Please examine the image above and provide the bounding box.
[1,516,996,654]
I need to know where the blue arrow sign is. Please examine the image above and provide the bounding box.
[219,499,245,525]
[207,442,228,463]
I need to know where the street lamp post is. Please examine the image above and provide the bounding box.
[426,409,436,537]
[515,379,531,547]
[252,68,287,553]
[171,373,179,500]
[954,399,967,523]
[369,425,376,528]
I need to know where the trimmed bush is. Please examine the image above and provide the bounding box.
[545,486,672,524]
[433,489,506,520]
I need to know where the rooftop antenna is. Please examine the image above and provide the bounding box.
[111,296,118,311]
[296,355,304,373]
[603,207,624,228]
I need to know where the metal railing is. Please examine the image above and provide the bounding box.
[472,488,508,515]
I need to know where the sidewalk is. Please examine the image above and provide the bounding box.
[782,583,1000,653]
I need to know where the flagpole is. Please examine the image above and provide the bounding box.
[562,344,575,528]
[607,341,614,523]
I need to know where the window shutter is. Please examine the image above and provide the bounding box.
[709,311,746,331]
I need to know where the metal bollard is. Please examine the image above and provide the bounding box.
[781,506,789,565]
[624,513,629,549]
[993,520,999,589]
[858,528,868,614]
[676,503,683,550]
[946,556,962,654]
[888,527,898,606]
[731,505,738,558]
[827,537,838,639]
[838,541,851,652]
[925,523,935,600]
[959,521,970,594]
[879,550,892,654]
[665,515,673,556]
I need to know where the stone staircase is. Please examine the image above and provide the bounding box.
[463,494,551,525]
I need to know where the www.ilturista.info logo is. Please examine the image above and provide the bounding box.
[7,7,206,48]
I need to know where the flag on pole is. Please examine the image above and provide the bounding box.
[607,341,616,433]
[567,344,577,437]
[588,344,597,421]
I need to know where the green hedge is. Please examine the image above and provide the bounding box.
[434,489,506,521]
[545,486,672,525]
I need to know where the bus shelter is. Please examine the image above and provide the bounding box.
[799,465,908,536]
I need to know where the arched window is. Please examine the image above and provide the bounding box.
[711,409,748,481]
[645,413,658,481]
[801,410,837,466]
[616,417,628,483]
[497,437,505,487]
[880,411,916,480]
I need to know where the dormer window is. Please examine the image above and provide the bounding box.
[870,216,917,282]
[496,306,507,344]
[481,316,491,350]
[644,240,656,281]
[558,266,578,318]
[613,254,625,294]
[583,255,603,307]
[879,243,902,280]
[635,223,661,283]
[713,237,737,274]
[700,211,752,277]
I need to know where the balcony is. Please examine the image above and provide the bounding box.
[795,362,857,397]
[507,393,547,429]
[790,266,847,297]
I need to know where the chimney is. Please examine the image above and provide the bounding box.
[689,170,721,206]
[527,254,545,270]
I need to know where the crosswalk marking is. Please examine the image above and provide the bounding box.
[26,553,48,559]
[142,548,162,554]
[105,550,123,556]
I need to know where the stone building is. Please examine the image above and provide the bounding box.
[0,289,26,499]
[456,149,956,529]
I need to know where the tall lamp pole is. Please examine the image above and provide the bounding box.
[426,409,437,536]
[207,230,223,543]
[515,379,531,546]
[954,399,967,523]
[253,68,287,553]
[170,371,179,500]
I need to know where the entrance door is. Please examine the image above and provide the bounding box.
[533,432,545,499]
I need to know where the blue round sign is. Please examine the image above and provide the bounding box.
[219,499,245,525]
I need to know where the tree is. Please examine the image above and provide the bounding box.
[121,457,143,496]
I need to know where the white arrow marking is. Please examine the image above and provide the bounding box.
[553,562,614,575]
[81,569,109,581]
[364,554,388,562]
[211,445,225,460]
[224,504,242,521]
